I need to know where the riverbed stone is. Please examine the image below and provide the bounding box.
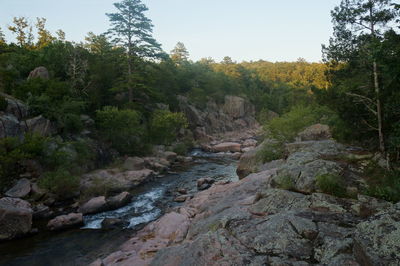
[107,192,132,210]
[163,151,177,162]
[81,168,155,194]
[298,124,332,141]
[212,142,241,153]
[0,197,32,240]
[101,218,127,229]
[122,157,145,171]
[47,213,83,231]
[80,196,107,215]
[5,178,31,198]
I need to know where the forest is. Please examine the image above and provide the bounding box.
[0,0,400,211]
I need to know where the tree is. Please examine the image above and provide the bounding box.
[0,27,5,44]
[56,29,66,42]
[106,0,162,102]
[8,17,31,47]
[170,42,189,64]
[323,0,397,155]
[36,17,54,49]
[221,56,235,64]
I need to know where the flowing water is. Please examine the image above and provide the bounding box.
[0,150,238,266]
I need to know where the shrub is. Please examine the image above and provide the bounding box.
[80,177,114,201]
[276,175,295,190]
[364,162,400,202]
[172,140,193,156]
[96,106,144,155]
[316,173,347,198]
[0,134,47,191]
[38,169,79,199]
[265,104,341,142]
[149,110,188,145]
[256,140,285,163]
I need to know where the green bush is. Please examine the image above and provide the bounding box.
[0,134,47,191]
[80,177,114,201]
[364,162,400,202]
[265,105,341,142]
[256,141,285,163]
[27,94,85,134]
[96,106,144,155]
[172,141,192,156]
[316,173,347,198]
[38,169,79,199]
[0,95,7,111]
[149,110,188,145]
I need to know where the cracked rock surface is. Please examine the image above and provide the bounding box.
[92,140,400,266]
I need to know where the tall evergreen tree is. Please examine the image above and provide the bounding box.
[170,42,189,64]
[106,0,162,102]
[323,0,397,155]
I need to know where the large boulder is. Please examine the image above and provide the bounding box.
[47,213,83,231]
[354,203,400,265]
[79,196,107,215]
[223,95,255,119]
[274,144,344,193]
[122,157,145,171]
[0,197,32,240]
[80,168,155,195]
[162,151,177,162]
[23,115,55,137]
[0,93,28,120]
[27,66,49,80]
[236,140,270,179]
[298,124,332,141]
[0,114,22,138]
[5,178,31,198]
[177,96,204,129]
[106,191,132,210]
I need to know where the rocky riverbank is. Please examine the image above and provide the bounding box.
[0,90,262,242]
[92,125,400,266]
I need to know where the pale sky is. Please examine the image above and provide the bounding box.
[0,0,340,62]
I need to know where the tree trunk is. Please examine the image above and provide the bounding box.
[127,56,133,103]
[370,6,385,155]
[373,60,385,154]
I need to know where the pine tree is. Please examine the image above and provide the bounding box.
[323,0,397,155]
[106,0,162,102]
[170,42,189,64]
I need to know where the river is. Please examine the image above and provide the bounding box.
[0,150,238,266]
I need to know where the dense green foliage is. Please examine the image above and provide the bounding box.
[38,169,79,199]
[149,110,188,145]
[318,0,400,157]
[256,141,285,163]
[96,106,145,155]
[265,105,343,142]
[364,162,400,202]
[0,134,91,194]
[316,173,347,198]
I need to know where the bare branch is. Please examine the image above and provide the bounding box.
[361,119,379,131]
[346,92,378,115]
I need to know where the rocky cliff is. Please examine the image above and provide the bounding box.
[178,95,259,142]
